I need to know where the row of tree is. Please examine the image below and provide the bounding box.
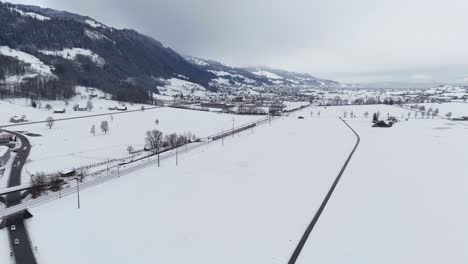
[143,129,199,153]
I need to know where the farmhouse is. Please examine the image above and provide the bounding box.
[59,170,76,178]
[73,104,88,111]
[10,115,27,123]
[0,146,10,167]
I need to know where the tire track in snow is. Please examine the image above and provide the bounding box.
[287,117,360,264]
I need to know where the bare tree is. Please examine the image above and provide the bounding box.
[87,100,94,111]
[76,167,89,182]
[90,124,96,136]
[176,134,187,147]
[165,133,178,148]
[126,145,135,154]
[155,119,159,126]
[145,129,163,153]
[110,114,114,122]
[100,120,109,134]
[45,104,52,111]
[31,172,47,198]
[46,116,54,129]
[446,112,453,119]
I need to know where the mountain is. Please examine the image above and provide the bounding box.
[0,1,339,102]
[0,1,215,102]
[186,57,339,88]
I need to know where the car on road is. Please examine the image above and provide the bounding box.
[10,225,16,231]
[14,238,20,245]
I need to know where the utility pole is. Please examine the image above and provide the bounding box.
[232,117,235,138]
[76,177,80,209]
[117,165,120,178]
[157,146,160,167]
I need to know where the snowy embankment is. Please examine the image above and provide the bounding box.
[22,108,356,264]
[294,106,468,263]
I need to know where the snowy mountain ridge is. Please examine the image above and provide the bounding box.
[0,1,339,103]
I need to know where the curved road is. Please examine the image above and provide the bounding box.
[3,130,37,264]
[288,118,361,264]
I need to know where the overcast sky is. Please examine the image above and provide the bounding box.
[6,0,468,84]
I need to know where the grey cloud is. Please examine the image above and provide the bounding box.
[7,0,468,84]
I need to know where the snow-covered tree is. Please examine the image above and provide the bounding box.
[46,116,54,129]
[145,129,163,153]
[165,133,178,148]
[90,124,96,136]
[87,100,94,111]
[100,121,109,134]
[126,145,135,154]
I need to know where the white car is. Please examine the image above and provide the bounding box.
[10,225,16,231]
[14,238,20,245]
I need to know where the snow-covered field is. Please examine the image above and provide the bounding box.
[296,107,468,264]
[414,102,468,118]
[16,107,357,264]
[20,106,261,178]
[0,87,261,180]
[2,103,467,263]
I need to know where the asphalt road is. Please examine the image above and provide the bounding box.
[287,118,361,264]
[4,130,37,264]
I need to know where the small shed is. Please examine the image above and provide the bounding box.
[59,169,76,178]
[54,108,66,114]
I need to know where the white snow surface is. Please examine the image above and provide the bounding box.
[8,7,50,21]
[39,48,105,66]
[0,46,54,76]
[252,69,283,80]
[296,105,468,264]
[161,78,207,97]
[23,108,357,264]
[85,19,106,28]
[189,58,209,66]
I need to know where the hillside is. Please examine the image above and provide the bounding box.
[0,1,339,103]
[187,56,339,88]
